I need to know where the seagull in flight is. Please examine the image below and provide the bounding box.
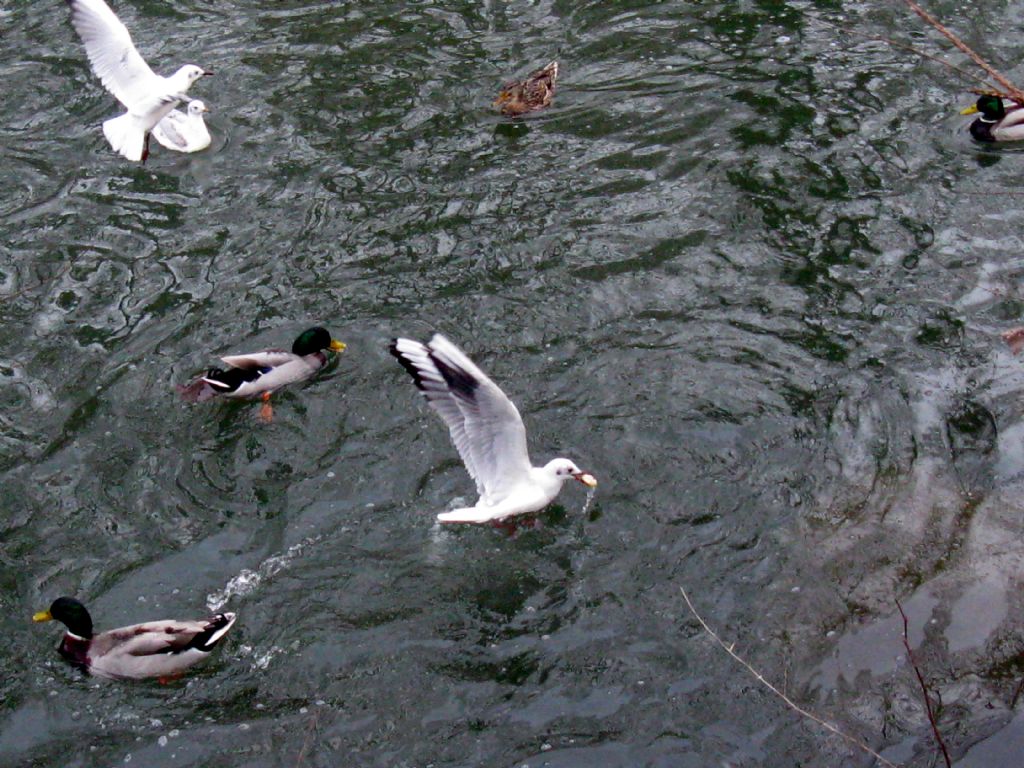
[390,334,597,524]
[152,99,211,153]
[65,0,212,162]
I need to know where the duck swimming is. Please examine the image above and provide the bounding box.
[494,61,559,117]
[179,326,346,421]
[961,93,1024,142]
[33,596,236,680]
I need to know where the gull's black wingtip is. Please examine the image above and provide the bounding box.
[390,338,428,392]
[429,350,479,399]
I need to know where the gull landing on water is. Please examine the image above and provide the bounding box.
[390,334,597,524]
[153,100,211,153]
[65,0,212,162]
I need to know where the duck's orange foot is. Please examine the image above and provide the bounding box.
[158,672,184,685]
[1003,327,1024,355]
[260,392,273,423]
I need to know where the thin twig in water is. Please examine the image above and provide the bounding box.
[813,17,1002,94]
[678,586,899,768]
[1010,675,1024,709]
[0,261,72,304]
[895,599,952,768]
[959,191,1024,197]
[902,0,1024,103]
[294,706,321,768]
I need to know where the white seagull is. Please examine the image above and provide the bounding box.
[65,0,212,162]
[390,334,597,524]
[153,99,211,153]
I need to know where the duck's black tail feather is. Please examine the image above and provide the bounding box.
[186,613,237,653]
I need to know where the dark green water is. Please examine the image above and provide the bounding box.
[3,0,1024,765]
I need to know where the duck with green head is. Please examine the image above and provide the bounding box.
[961,93,1024,142]
[179,326,346,421]
[33,596,236,680]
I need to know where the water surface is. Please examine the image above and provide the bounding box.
[3,0,1024,765]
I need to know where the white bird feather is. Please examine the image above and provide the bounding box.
[66,0,211,161]
[391,334,597,524]
[152,100,211,153]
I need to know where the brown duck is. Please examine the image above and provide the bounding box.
[494,61,559,117]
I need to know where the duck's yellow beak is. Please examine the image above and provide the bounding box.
[960,104,980,115]
[33,610,53,623]
[493,92,510,106]
[575,472,598,488]
[329,340,346,352]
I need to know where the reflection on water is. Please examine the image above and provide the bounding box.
[3,0,1024,765]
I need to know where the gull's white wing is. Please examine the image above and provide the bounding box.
[67,0,162,111]
[392,337,484,496]
[152,109,187,149]
[391,335,532,502]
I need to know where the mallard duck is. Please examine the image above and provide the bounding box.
[33,596,236,680]
[390,334,597,524]
[179,326,346,421]
[493,61,558,117]
[961,93,1024,142]
[152,99,211,153]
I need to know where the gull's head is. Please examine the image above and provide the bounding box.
[546,458,597,488]
[175,65,214,87]
[188,100,210,116]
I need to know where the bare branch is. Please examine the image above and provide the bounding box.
[294,706,321,768]
[0,261,72,305]
[902,0,1024,103]
[1010,675,1024,709]
[895,599,952,768]
[813,17,1004,95]
[679,586,899,768]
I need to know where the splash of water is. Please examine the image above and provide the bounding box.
[206,535,321,612]
[580,486,597,518]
